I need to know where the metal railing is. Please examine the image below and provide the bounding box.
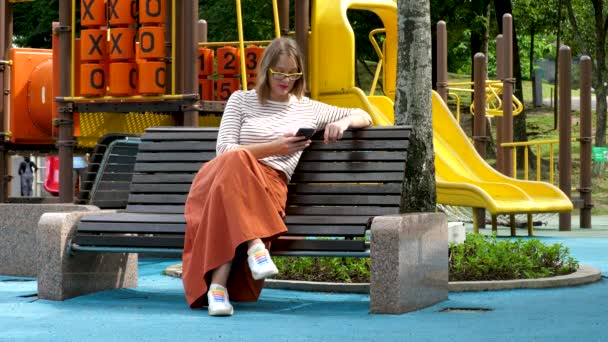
[500,137,591,185]
[446,81,523,123]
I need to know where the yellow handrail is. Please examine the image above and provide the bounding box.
[500,137,587,184]
[235,0,248,90]
[368,28,385,96]
[447,80,523,117]
[198,40,273,48]
[447,93,461,122]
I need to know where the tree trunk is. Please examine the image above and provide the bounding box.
[593,1,607,147]
[395,0,436,213]
[529,26,535,79]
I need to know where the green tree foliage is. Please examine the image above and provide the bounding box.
[199,0,276,42]
[431,0,491,75]
[562,0,608,147]
[512,0,559,78]
[12,0,59,48]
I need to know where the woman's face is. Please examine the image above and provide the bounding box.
[268,54,299,102]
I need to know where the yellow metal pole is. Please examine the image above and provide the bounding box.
[272,0,281,38]
[550,144,555,184]
[71,0,76,96]
[473,212,479,233]
[536,145,541,181]
[524,147,528,180]
[200,40,273,47]
[512,148,517,178]
[172,0,176,94]
[235,0,248,90]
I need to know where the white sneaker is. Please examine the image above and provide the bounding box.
[247,244,279,280]
[207,284,234,316]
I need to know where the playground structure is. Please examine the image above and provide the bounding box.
[436,19,591,232]
[0,0,591,234]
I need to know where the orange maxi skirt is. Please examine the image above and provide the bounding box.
[182,149,288,308]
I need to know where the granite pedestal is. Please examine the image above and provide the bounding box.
[0,204,98,277]
[370,212,448,314]
[37,211,138,301]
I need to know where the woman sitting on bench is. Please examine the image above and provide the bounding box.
[182,37,372,316]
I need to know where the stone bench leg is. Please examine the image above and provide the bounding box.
[370,212,448,314]
[37,211,138,301]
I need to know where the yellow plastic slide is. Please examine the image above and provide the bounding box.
[432,91,572,214]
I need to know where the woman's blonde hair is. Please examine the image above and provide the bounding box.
[255,37,306,104]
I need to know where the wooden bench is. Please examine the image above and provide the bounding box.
[38,125,448,314]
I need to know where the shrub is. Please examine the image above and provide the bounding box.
[449,234,579,281]
[274,234,579,283]
[274,257,371,283]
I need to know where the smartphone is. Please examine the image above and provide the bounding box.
[295,128,315,140]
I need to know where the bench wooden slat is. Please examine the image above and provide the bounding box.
[306,140,408,151]
[271,239,366,252]
[288,183,402,194]
[73,234,185,248]
[81,213,185,223]
[126,204,185,213]
[78,221,186,234]
[77,222,367,237]
[134,162,203,173]
[130,183,192,193]
[283,215,370,225]
[136,152,216,162]
[78,221,185,233]
[287,194,400,206]
[300,151,407,161]
[295,162,405,172]
[142,131,219,141]
[282,225,366,236]
[129,184,401,196]
[128,194,187,204]
[144,126,409,139]
[134,161,405,173]
[285,206,399,216]
[291,172,404,183]
[129,194,401,206]
[131,173,195,184]
[138,141,216,152]
[74,235,369,252]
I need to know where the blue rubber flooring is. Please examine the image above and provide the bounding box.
[1,236,607,341]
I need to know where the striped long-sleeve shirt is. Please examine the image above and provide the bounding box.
[217,90,371,181]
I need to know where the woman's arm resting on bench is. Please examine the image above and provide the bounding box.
[323,108,372,144]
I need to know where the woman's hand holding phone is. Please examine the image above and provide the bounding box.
[274,131,311,155]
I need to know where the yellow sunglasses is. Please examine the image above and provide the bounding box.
[269,68,303,81]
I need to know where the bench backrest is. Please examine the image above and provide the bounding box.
[77,134,140,208]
